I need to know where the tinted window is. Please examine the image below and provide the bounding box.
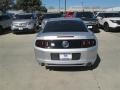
[4,15,11,19]
[103,13,120,17]
[97,13,104,17]
[0,15,10,21]
[44,13,62,19]
[0,16,3,21]
[76,12,94,18]
[43,20,88,33]
[14,14,34,20]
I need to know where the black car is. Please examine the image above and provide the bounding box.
[0,14,12,34]
[43,13,62,19]
[73,12,98,32]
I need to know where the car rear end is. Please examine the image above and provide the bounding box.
[34,18,98,67]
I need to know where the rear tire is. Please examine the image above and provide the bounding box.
[0,26,3,34]
[104,23,110,32]
[12,31,17,34]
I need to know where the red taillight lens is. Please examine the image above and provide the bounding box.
[81,39,96,48]
[35,40,49,48]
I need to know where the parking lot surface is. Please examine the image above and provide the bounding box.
[0,30,120,90]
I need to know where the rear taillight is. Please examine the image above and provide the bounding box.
[81,39,96,48]
[35,40,50,48]
[35,39,96,49]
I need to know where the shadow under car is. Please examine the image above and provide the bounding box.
[45,54,101,72]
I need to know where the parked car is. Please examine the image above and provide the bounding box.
[34,18,98,68]
[6,10,25,19]
[39,13,62,23]
[36,13,42,25]
[43,13,62,19]
[11,13,38,34]
[73,12,98,32]
[0,14,12,34]
[96,12,120,32]
[64,11,74,17]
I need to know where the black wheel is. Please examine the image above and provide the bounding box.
[45,66,49,69]
[45,66,53,71]
[0,26,3,34]
[104,23,110,32]
[98,23,104,29]
[97,23,101,28]
[33,25,38,33]
[12,31,17,34]
[40,63,45,66]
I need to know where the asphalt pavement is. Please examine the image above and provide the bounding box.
[0,30,120,90]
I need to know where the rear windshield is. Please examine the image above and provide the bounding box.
[43,20,88,33]
[76,12,94,18]
[14,14,34,20]
[44,13,62,19]
[0,15,10,21]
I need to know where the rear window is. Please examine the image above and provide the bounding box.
[43,20,88,33]
[103,13,120,18]
[44,13,62,19]
[14,14,34,20]
[0,15,10,21]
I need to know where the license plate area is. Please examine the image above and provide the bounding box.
[60,53,72,60]
[51,53,80,60]
[19,27,23,30]
[88,26,92,29]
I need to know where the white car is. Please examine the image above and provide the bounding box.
[96,12,120,32]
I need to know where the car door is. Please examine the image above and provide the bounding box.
[5,15,12,28]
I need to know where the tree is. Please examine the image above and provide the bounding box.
[0,0,13,11]
[16,0,47,12]
[40,6,47,12]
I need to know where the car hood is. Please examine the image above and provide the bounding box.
[36,31,95,40]
[80,18,97,24]
[13,19,33,24]
[81,18,97,21]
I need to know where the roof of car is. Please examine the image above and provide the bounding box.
[97,11,119,13]
[45,17,82,22]
[75,11,93,13]
[15,13,33,15]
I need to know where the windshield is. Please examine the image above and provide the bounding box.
[44,13,62,19]
[14,14,34,20]
[76,12,94,18]
[103,13,120,17]
[43,20,88,33]
[0,15,10,21]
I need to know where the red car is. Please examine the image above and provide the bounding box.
[64,11,74,17]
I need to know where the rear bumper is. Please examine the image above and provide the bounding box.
[34,46,98,66]
[12,28,35,33]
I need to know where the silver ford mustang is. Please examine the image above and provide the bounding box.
[34,18,98,67]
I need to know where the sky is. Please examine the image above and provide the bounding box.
[42,0,120,8]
